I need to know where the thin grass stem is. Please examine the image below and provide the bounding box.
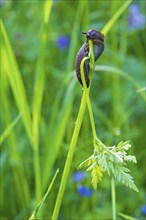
[52,91,87,220]
[80,56,96,139]
[111,177,116,220]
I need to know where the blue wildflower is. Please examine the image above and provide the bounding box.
[141,205,146,215]
[129,4,140,14]
[128,4,145,30]
[73,171,87,182]
[0,0,5,6]
[56,36,69,50]
[77,186,94,197]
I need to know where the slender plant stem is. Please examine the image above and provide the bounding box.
[80,41,103,150]
[34,147,41,201]
[52,91,87,220]
[80,57,97,139]
[86,94,97,138]
[111,177,116,220]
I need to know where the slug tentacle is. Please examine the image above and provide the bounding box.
[75,29,104,88]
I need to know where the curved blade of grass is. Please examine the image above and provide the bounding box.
[95,65,146,101]
[29,169,59,220]
[0,113,22,145]
[118,212,137,220]
[1,19,33,144]
[102,0,132,35]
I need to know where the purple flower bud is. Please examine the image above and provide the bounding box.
[73,171,87,182]
[77,186,94,197]
[56,36,69,50]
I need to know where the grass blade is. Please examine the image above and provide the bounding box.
[102,0,132,35]
[1,19,33,144]
[0,113,22,145]
[29,169,59,220]
[31,0,53,202]
[118,212,138,220]
[95,65,146,101]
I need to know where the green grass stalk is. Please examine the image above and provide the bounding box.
[80,57,96,139]
[32,1,53,202]
[111,177,116,220]
[52,91,87,220]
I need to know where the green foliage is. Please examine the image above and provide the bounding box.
[79,140,138,192]
[0,0,145,219]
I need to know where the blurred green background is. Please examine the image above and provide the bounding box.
[0,0,145,219]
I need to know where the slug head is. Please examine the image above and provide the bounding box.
[82,29,104,43]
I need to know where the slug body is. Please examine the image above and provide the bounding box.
[75,29,104,87]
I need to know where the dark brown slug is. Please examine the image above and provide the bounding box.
[75,29,104,87]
